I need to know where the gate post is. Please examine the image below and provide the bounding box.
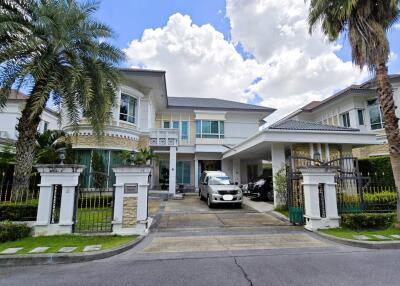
[34,164,85,236]
[300,166,340,231]
[112,166,152,235]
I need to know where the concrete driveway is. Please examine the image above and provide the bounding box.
[139,194,331,255]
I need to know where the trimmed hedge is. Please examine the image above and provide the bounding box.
[0,203,38,221]
[341,213,396,230]
[358,156,395,186]
[0,221,31,243]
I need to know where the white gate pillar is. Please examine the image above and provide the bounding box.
[169,146,177,196]
[34,165,85,236]
[300,167,340,231]
[113,166,152,235]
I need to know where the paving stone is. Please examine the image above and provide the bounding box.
[83,245,102,252]
[1,247,23,254]
[29,247,49,254]
[58,247,77,253]
[353,235,369,240]
[372,235,389,240]
[390,234,400,239]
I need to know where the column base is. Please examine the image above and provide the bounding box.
[112,220,150,236]
[34,224,73,236]
[304,215,340,231]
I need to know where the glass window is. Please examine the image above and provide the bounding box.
[119,93,136,123]
[196,120,224,138]
[208,176,232,185]
[176,161,191,185]
[172,121,179,129]
[43,121,49,132]
[341,112,350,127]
[181,121,188,140]
[358,109,364,125]
[368,99,384,130]
[163,121,170,129]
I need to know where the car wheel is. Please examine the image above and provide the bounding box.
[207,195,214,208]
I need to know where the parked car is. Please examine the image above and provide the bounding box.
[199,171,243,208]
[249,177,274,201]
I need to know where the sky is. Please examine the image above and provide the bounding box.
[90,0,400,123]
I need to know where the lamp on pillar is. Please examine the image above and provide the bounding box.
[129,150,137,165]
[57,148,67,165]
[313,151,321,164]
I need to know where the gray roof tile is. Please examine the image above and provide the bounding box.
[269,120,359,132]
[167,97,275,112]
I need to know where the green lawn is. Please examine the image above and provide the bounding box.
[274,207,289,218]
[0,235,137,255]
[75,207,113,233]
[321,227,400,241]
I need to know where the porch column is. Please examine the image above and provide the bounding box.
[271,143,286,207]
[325,144,330,161]
[169,146,177,195]
[232,157,241,185]
[194,157,199,191]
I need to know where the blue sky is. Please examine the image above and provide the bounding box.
[89,0,400,121]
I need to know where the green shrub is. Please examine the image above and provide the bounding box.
[358,156,395,185]
[0,202,38,221]
[341,213,396,230]
[0,221,31,243]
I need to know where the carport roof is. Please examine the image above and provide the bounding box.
[269,120,359,132]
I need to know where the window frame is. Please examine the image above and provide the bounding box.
[367,99,384,130]
[357,109,365,126]
[196,120,224,139]
[119,92,138,124]
[341,112,351,128]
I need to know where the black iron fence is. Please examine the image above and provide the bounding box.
[0,172,40,221]
[287,155,398,225]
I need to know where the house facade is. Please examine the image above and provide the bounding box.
[60,69,274,193]
[0,90,59,149]
[276,75,400,158]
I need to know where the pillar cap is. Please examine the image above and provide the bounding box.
[35,164,86,173]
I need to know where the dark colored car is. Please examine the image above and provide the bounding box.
[249,177,273,201]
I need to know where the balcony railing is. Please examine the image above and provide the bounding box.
[149,128,179,147]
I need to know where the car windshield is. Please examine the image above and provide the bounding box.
[208,176,232,185]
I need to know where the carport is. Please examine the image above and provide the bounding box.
[221,120,378,207]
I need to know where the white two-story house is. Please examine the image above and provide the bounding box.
[276,75,400,158]
[0,90,59,149]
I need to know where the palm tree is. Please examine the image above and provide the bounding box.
[308,1,400,220]
[0,0,123,194]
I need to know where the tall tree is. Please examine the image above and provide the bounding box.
[308,0,400,220]
[0,0,123,193]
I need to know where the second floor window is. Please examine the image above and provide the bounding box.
[119,93,137,124]
[357,109,364,125]
[368,99,384,130]
[181,121,188,140]
[196,120,224,139]
[341,112,350,128]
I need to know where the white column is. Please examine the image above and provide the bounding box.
[169,146,177,195]
[194,157,199,191]
[300,167,340,231]
[34,165,84,236]
[232,157,241,185]
[325,144,330,161]
[271,143,286,207]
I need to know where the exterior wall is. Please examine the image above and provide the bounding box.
[353,144,390,158]
[69,134,149,150]
[0,100,59,142]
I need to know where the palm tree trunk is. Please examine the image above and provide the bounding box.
[12,82,48,200]
[375,63,400,223]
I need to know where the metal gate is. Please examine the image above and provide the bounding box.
[287,156,365,225]
[73,172,115,233]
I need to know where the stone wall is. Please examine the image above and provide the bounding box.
[122,197,137,228]
[353,144,389,158]
[69,135,149,151]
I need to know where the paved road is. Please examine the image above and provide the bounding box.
[1,196,400,286]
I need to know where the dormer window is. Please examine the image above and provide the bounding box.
[119,93,137,124]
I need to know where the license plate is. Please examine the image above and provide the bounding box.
[223,195,233,201]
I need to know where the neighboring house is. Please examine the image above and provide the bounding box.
[276,75,400,158]
[60,68,377,201]
[0,90,59,150]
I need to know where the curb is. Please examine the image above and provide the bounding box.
[0,235,145,267]
[315,231,400,249]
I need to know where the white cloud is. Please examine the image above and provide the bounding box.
[124,13,262,102]
[226,0,367,122]
[395,23,400,30]
[125,1,368,123]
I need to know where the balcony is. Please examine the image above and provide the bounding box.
[149,128,179,147]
